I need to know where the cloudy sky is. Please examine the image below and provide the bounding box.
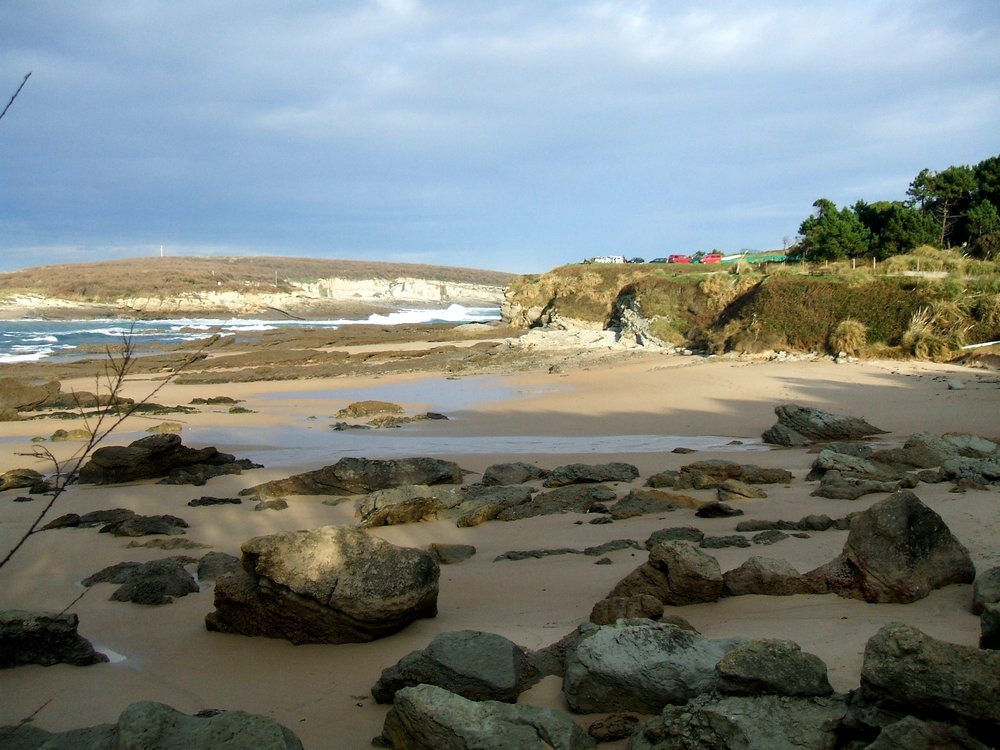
[2,1,998,274]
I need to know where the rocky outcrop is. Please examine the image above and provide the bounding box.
[855,623,1000,743]
[205,525,439,644]
[0,701,304,749]
[372,630,532,704]
[78,434,259,485]
[563,620,743,713]
[240,456,463,498]
[0,610,107,668]
[608,541,724,606]
[810,490,975,603]
[762,403,887,446]
[380,683,595,750]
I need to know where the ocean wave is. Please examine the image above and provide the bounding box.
[0,305,500,362]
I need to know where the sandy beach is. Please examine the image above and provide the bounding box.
[1,345,999,748]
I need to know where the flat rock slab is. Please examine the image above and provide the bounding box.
[240,456,464,498]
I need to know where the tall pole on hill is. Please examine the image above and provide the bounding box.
[0,72,31,123]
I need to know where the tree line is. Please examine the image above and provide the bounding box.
[791,154,1000,262]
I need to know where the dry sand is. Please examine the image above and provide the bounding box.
[1,351,998,748]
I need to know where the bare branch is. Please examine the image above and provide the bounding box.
[0,71,31,123]
[0,325,217,571]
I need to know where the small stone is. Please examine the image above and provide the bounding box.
[255,498,289,511]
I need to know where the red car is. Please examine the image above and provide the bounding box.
[700,253,724,264]
[668,254,691,263]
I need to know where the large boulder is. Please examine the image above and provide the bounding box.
[380,683,595,750]
[608,541,724,606]
[762,403,887,446]
[240,457,464,498]
[205,525,439,644]
[78,434,255,485]
[715,638,833,697]
[630,694,848,750]
[0,610,107,668]
[856,622,1000,741]
[0,700,303,749]
[542,462,639,488]
[811,490,975,603]
[372,630,532,704]
[563,620,743,713]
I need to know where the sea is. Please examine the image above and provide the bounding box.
[0,304,501,364]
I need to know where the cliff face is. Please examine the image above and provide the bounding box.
[0,276,507,320]
[502,264,1000,358]
[0,256,512,320]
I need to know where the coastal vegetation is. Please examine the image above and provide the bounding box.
[793,154,1000,262]
[504,248,1000,361]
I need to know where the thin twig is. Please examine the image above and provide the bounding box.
[0,327,217,571]
[0,71,31,123]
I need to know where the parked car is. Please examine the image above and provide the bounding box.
[627,257,646,264]
[668,254,692,263]
[649,257,667,263]
[699,252,724,264]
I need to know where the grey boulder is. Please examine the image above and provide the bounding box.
[563,620,743,713]
[716,638,832,697]
[0,700,303,749]
[857,622,1000,741]
[811,490,975,603]
[372,629,532,703]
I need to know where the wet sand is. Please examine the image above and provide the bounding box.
[1,348,998,748]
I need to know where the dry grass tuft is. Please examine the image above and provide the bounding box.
[829,318,868,356]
